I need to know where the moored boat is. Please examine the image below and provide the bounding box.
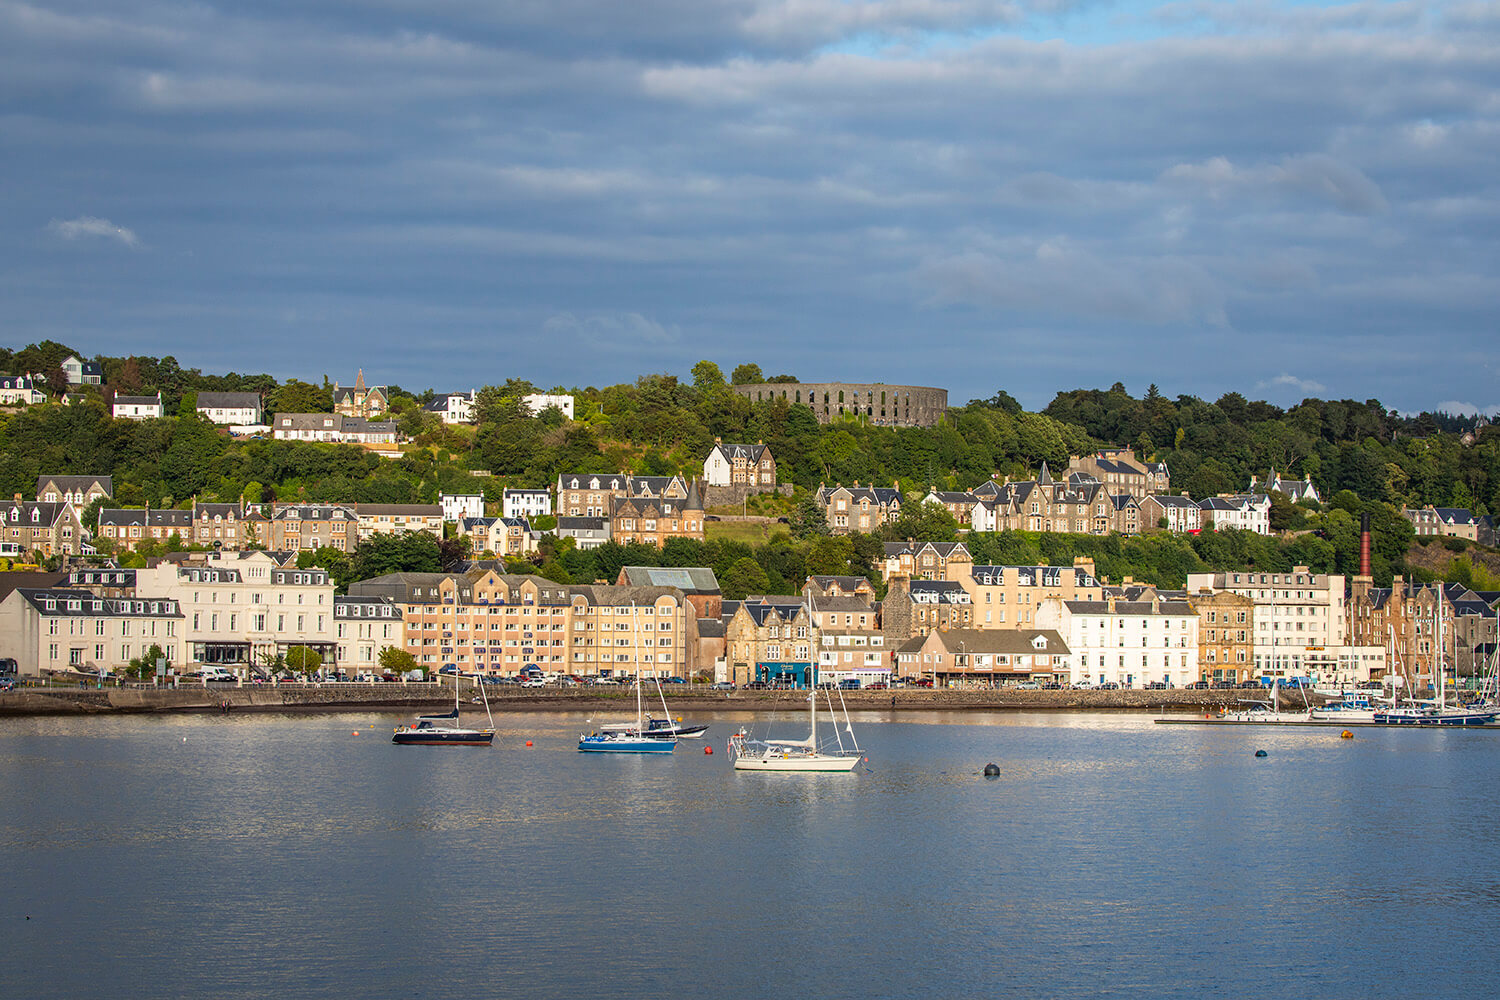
[394,674,496,746]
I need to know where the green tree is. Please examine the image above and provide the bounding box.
[285,646,322,675]
[731,363,764,385]
[691,360,725,392]
[378,646,418,676]
[789,492,830,539]
[721,556,771,600]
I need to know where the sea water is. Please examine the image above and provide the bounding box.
[1,709,1497,999]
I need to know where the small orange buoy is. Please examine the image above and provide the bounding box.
[525,740,533,746]
[1341,730,1353,739]
[352,731,359,736]
[704,746,713,754]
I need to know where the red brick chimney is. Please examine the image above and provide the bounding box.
[1359,512,1371,578]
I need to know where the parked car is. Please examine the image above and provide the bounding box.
[745,680,769,690]
[711,681,736,691]
[520,677,545,688]
[1099,682,1120,690]
[1189,680,1210,690]
[838,678,861,690]
[865,681,888,690]
[1042,681,1063,690]
[662,676,686,684]
[1016,681,1040,690]
[1211,680,1236,689]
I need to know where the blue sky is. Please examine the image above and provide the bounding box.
[4,0,1497,414]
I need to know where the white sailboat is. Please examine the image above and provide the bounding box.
[729,684,864,772]
[578,673,678,753]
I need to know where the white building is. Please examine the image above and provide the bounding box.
[1198,495,1271,535]
[196,391,263,426]
[425,391,476,425]
[1038,591,1200,689]
[0,588,184,677]
[0,375,47,405]
[502,488,551,519]
[112,393,164,421]
[332,596,405,674]
[1185,566,1345,681]
[440,493,485,523]
[134,551,337,672]
[522,393,574,420]
[61,355,102,385]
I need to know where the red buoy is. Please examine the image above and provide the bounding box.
[525,740,533,747]
[704,746,713,754]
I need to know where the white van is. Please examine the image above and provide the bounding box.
[200,667,236,684]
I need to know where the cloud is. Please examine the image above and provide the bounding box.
[541,311,681,351]
[47,216,141,248]
[1432,401,1500,418]
[1161,154,1388,214]
[920,237,1229,326]
[1255,373,1328,395]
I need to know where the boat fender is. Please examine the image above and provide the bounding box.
[1254,749,1268,757]
[983,763,1000,777]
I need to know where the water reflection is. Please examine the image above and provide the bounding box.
[2,711,1499,1000]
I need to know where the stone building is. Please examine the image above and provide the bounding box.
[730,381,947,427]
[881,540,971,583]
[1190,588,1255,683]
[817,482,903,534]
[723,598,817,687]
[609,481,705,549]
[0,499,87,557]
[556,472,689,518]
[332,370,388,419]
[36,475,113,507]
[264,504,359,552]
[894,628,1070,686]
[955,559,1105,630]
[1067,449,1170,498]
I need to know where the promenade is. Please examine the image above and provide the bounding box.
[0,682,1290,717]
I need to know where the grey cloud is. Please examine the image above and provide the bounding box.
[1162,154,1387,214]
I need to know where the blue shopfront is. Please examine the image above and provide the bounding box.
[756,661,815,687]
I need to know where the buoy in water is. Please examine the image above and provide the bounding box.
[525,741,533,747]
[1341,730,1353,740]
[983,763,1000,777]
[704,746,713,755]
[352,731,358,736]
[1254,749,1268,757]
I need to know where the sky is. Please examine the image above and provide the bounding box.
[3,0,1497,415]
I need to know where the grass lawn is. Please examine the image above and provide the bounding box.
[706,520,792,546]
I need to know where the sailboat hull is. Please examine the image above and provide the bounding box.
[733,753,861,772]
[578,735,677,752]
[392,729,495,746]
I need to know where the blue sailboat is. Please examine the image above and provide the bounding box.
[578,674,678,753]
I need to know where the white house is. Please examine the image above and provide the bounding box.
[61,355,103,386]
[440,493,485,523]
[425,391,476,425]
[502,488,551,519]
[1198,495,1271,535]
[196,391,263,426]
[522,393,574,420]
[0,375,47,405]
[1037,591,1199,689]
[112,393,164,421]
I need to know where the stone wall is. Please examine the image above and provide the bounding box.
[730,382,948,428]
[703,483,794,507]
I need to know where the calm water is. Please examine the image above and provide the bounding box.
[1,707,1498,999]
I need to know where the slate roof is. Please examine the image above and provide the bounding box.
[37,475,113,496]
[969,564,1100,588]
[900,628,1070,657]
[15,588,182,618]
[113,395,161,407]
[196,391,261,409]
[98,507,190,529]
[709,442,771,463]
[908,580,971,604]
[696,618,725,639]
[617,566,721,594]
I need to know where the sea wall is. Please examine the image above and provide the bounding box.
[0,684,1314,717]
